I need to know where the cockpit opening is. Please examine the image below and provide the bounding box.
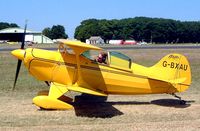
[82,50,132,69]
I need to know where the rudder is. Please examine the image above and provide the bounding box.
[148,53,191,92]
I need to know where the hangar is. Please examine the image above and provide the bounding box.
[0,27,53,44]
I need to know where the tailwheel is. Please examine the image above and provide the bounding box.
[171,93,186,105]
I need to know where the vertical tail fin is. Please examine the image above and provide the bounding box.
[149,54,191,92]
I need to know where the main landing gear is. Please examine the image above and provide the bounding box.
[171,93,186,105]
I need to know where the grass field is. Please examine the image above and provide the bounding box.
[0,47,200,130]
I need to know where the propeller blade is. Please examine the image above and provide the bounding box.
[12,20,28,90]
[21,20,28,49]
[13,60,22,90]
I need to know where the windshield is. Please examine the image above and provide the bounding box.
[109,51,132,69]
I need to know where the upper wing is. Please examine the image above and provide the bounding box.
[57,39,101,54]
[55,40,106,96]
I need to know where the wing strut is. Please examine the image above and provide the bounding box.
[57,40,101,86]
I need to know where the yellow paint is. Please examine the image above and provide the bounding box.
[11,49,25,60]
[57,39,101,52]
[33,82,73,110]
[33,96,73,110]
[48,82,69,98]
[67,84,107,96]
[11,40,192,110]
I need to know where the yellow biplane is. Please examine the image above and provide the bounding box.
[11,38,191,110]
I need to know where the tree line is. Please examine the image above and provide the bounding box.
[0,22,19,30]
[74,17,200,43]
[1,17,200,43]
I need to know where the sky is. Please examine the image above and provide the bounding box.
[0,0,200,38]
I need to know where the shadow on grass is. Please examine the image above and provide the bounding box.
[73,94,123,118]
[151,99,195,108]
[73,94,195,118]
[37,95,195,118]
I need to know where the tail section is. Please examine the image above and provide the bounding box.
[149,54,191,92]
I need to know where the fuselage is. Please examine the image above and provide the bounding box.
[20,48,176,95]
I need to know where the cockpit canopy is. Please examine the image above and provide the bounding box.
[82,50,132,69]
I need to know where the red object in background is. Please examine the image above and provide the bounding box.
[123,40,137,45]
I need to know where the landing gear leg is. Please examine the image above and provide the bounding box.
[171,93,186,105]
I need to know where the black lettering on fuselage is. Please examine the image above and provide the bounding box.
[162,61,188,71]
[175,63,179,69]
[170,62,174,68]
[163,61,167,67]
[184,65,188,71]
[168,55,180,59]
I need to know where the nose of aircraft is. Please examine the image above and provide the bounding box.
[11,49,25,60]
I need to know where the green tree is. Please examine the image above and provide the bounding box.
[9,23,19,28]
[42,27,51,38]
[42,25,68,40]
[50,25,68,39]
[74,19,102,42]
[74,17,200,43]
[0,22,19,30]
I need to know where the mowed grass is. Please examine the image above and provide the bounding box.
[0,48,200,130]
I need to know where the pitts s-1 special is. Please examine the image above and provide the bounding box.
[11,28,191,110]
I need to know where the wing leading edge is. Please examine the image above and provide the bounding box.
[57,39,101,53]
